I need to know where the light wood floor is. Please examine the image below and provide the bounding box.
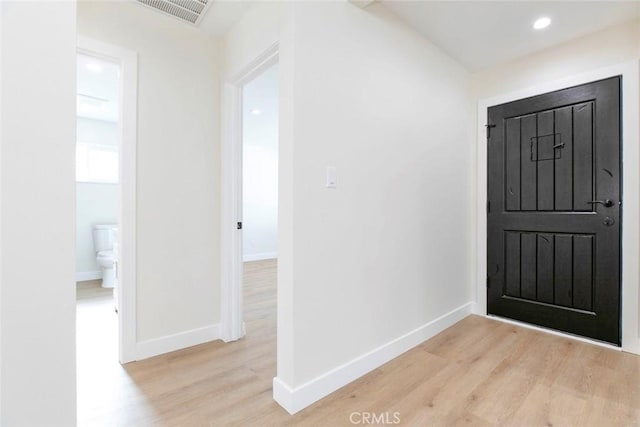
[77,259,640,426]
[77,279,113,300]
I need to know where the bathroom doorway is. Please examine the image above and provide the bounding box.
[241,63,279,339]
[75,50,122,421]
[75,51,120,334]
[75,37,138,424]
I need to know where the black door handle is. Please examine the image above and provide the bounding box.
[587,199,614,207]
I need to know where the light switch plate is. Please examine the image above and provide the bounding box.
[326,166,337,188]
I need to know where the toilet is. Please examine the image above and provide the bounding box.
[92,224,117,288]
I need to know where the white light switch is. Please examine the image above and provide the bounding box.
[326,166,337,188]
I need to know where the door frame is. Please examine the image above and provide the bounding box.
[77,36,138,363]
[475,60,640,354]
[220,42,279,342]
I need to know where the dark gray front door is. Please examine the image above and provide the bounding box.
[487,77,621,345]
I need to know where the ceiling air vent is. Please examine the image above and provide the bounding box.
[135,0,212,25]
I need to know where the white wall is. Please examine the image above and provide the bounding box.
[224,1,474,412]
[471,19,640,352]
[288,0,473,386]
[76,117,118,278]
[471,20,640,98]
[1,1,77,425]
[77,117,118,146]
[78,1,222,343]
[222,2,283,78]
[0,4,4,419]
[242,63,279,261]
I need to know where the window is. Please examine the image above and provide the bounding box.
[76,143,119,183]
[76,53,120,184]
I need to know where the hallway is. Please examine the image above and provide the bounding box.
[76,260,639,426]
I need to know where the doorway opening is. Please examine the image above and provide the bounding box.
[75,37,138,424]
[241,63,279,340]
[75,51,122,422]
[220,43,278,343]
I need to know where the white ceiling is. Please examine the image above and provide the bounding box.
[198,1,255,36]
[157,1,639,71]
[77,54,120,122]
[243,63,279,148]
[380,1,640,71]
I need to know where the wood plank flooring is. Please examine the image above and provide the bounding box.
[77,279,112,300]
[77,259,640,426]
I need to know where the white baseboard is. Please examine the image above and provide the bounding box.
[243,252,277,262]
[273,302,474,414]
[76,271,102,282]
[135,323,221,361]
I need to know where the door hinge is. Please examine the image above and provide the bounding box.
[487,200,490,214]
[237,221,243,230]
[485,123,496,139]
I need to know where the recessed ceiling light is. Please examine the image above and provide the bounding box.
[85,62,103,73]
[533,17,551,30]
[250,108,262,116]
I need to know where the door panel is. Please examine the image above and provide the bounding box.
[537,112,554,211]
[505,119,521,211]
[573,235,594,311]
[503,103,596,213]
[487,76,621,345]
[536,233,554,304]
[520,232,537,300]
[573,102,594,212]
[554,107,573,210]
[502,231,595,310]
[504,232,520,298]
[553,235,573,307]
[520,115,537,211]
